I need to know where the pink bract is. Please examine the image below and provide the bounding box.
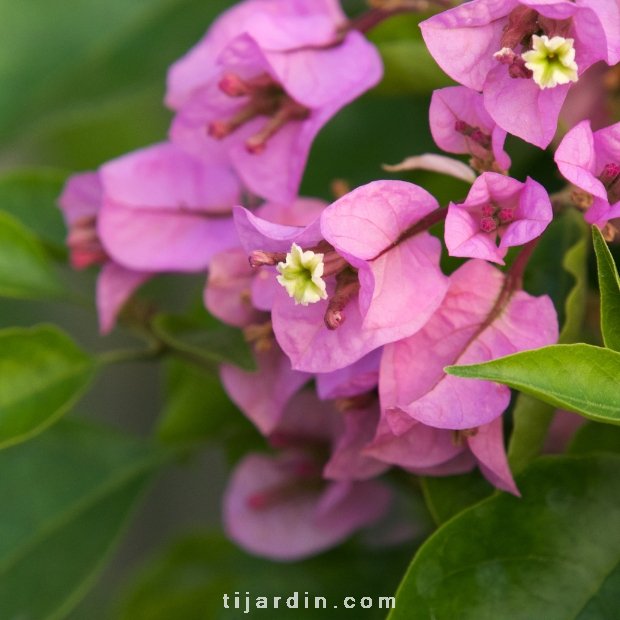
[379,259,558,431]
[57,172,151,334]
[430,86,511,172]
[234,180,449,373]
[420,0,620,148]
[98,142,241,273]
[167,0,383,204]
[445,172,552,264]
[554,119,620,226]
[364,415,519,495]
[223,390,391,560]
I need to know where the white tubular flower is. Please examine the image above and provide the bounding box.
[276,243,328,306]
[522,35,578,89]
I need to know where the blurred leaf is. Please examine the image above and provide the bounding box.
[373,40,455,97]
[568,422,620,456]
[0,168,68,253]
[0,418,166,620]
[153,313,256,372]
[0,209,67,299]
[0,325,98,449]
[366,12,427,44]
[507,394,556,474]
[0,0,235,169]
[421,469,495,526]
[389,454,620,619]
[509,210,589,474]
[157,359,243,444]
[119,533,416,620]
[593,224,620,352]
[446,344,620,425]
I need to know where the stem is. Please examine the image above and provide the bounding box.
[98,344,164,365]
[348,0,452,34]
[371,206,448,260]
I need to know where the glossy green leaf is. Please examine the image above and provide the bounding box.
[0,418,165,620]
[119,534,416,620]
[568,422,620,456]
[509,211,589,473]
[0,168,68,252]
[593,224,620,352]
[421,469,495,526]
[153,313,256,372]
[373,40,455,97]
[0,325,98,449]
[446,344,620,425]
[0,209,66,299]
[389,454,620,620]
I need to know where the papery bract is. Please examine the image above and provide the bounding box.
[445,172,552,264]
[223,391,391,560]
[430,86,511,172]
[235,180,449,373]
[420,0,620,148]
[380,259,558,431]
[98,142,241,272]
[57,172,151,334]
[364,415,519,495]
[554,119,620,225]
[167,0,383,204]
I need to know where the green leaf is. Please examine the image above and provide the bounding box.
[0,325,98,449]
[446,344,620,425]
[568,422,620,456]
[507,394,556,474]
[0,418,166,620]
[157,359,244,444]
[153,313,256,372]
[0,209,66,299]
[373,40,455,97]
[421,469,495,526]
[593,224,620,352]
[508,211,590,474]
[119,534,416,620]
[388,454,620,619]
[0,168,68,253]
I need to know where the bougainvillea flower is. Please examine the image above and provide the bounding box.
[206,197,326,325]
[235,180,449,373]
[429,86,511,173]
[364,415,519,495]
[380,259,558,431]
[445,171,552,264]
[223,391,391,560]
[97,142,241,272]
[167,0,383,204]
[554,119,620,225]
[57,172,151,334]
[420,0,620,148]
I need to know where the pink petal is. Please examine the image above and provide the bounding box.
[316,348,382,400]
[467,416,519,496]
[57,172,102,223]
[98,201,239,272]
[205,247,267,327]
[99,142,240,214]
[555,120,607,199]
[323,404,390,480]
[96,262,151,335]
[220,345,311,435]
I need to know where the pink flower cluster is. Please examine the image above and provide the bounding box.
[57,0,620,561]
